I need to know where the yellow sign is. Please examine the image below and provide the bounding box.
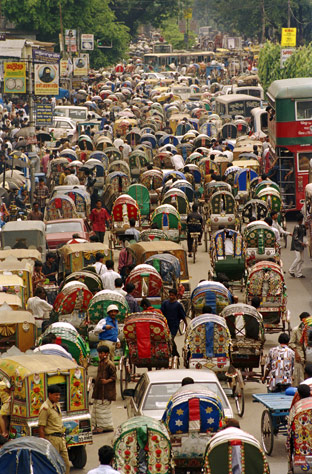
[184,8,192,19]
[281,28,297,47]
[34,64,59,96]
[4,62,26,94]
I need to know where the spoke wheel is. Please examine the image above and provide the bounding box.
[119,357,130,399]
[192,242,196,263]
[233,383,245,417]
[261,409,274,455]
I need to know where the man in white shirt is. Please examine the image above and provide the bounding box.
[264,216,280,243]
[101,260,121,290]
[87,445,120,474]
[93,253,107,276]
[271,211,291,244]
[171,154,185,171]
[114,278,127,296]
[113,135,124,149]
[124,218,140,241]
[64,168,80,185]
[27,287,53,330]
[224,234,234,256]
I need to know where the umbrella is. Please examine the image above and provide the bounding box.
[92,95,102,101]
[15,140,28,149]
[36,131,52,142]
[60,149,78,161]
[78,89,87,95]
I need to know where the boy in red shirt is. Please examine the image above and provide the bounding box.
[89,200,111,242]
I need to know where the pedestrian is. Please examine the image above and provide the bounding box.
[118,242,134,281]
[125,283,141,313]
[64,168,80,185]
[42,252,58,283]
[114,278,127,296]
[186,203,203,257]
[289,312,310,386]
[93,252,107,277]
[125,217,140,241]
[262,333,295,392]
[27,202,43,221]
[289,213,307,278]
[101,260,121,290]
[34,178,49,214]
[87,445,121,474]
[27,287,53,332]
[161,288,187,357]
[271,211,291,244]
[94,304,119,361]
[89,200,111,243]
[91,345,116,434]
[38,384,70,474]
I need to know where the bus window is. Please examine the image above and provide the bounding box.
[245,100,262,116]
[298,152,312,171]
[261,113,268,132]
[278,157,295,208]
[228,101,245,116]
[296,100,312,120]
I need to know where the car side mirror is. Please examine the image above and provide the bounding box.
[123,389,135,398]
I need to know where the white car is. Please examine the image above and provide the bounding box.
[125,369,233,420]
[49,117,76,139]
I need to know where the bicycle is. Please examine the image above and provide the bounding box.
[190,231,201,263]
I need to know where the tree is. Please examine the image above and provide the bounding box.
[160,18,196,50]
[2,0,130,66]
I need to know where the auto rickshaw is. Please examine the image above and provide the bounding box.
[0,256,34,300]
[128,183,150,225]
[244,223,279,267]
[162,384,225,474]
[246,261,289,333]
[111,194,141,247]
[0,274,25,308]
[191,281,233,317]
[113,416,172,474]
[209,229,245,290]
[0,353,92,468]
[162,188,190,239]
[0,308,36,352]
[0,437,66,474]
[221,303,265,378]
[58,243,113,280]
[38,322,89,368]
[151,204,181,243]
[182,313,245,416]
[44,195,78,221]
[1,221,46,262]
[287,398,312,474]
[204,427,270,474]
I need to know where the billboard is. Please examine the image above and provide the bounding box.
[73,56,88,76]
[4,62,26,94]
[81,34,94,51]
[35,103,54,126]
[35,64,59,96]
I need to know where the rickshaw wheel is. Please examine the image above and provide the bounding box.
[261,409,274,455]
[119,356,131,399]
[233,383,245,417]
[69,445,87,469]
[204,230,208,252]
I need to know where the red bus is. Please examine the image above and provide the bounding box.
[267,78,312,211]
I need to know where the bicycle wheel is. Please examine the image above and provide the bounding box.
[261,409,274,455]
[192,238,197,263]
[119,356,130,399]
[233,383,245,417]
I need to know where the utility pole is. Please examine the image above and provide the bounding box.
[288,0,291,27]
[261,0,266,43]
[59,1,64,54]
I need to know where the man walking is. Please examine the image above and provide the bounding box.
[289,312,309,385]
[91,346,116,434]
[90,200,111,243]
[161,288,187,357]
[262,333,295,392]
[38,384,70,474]
[289,213,307,278]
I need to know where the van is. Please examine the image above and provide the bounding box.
[231,85,264,100]
[54,105,88,122]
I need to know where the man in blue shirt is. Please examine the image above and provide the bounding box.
[161,288,187,357]
[94,304,119,361]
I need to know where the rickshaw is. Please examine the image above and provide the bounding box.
[113,416,172,474]
[246,261,289,333]
[44,195,78,221]
[162,384,225,473]
[0,274,25,308]
[0,437,66,474]
[128,241,191,303]
[191,281,233,317]
[63,269,103,294]
[60,188,91,218]
[120,312,176,394]
[221,303,265,379]
[154,151,173,169]
[106,171,130,195]
[0,354,92,468]
[49,157,69,185]
[257,186,287,242]
[287,397,312,473]
[145,253,181,291]
[58,243,113,280]
[0,256,34,300]
[162,188,189,239]
[0,308,36,352]
[168,179,194,203]
[203,427,270,474]
[183,314,245,416]
[1,221,46,263]
[234,168,258,204]
[125,128,141,146]
[125,264,163,308]
[129,150,150,179]
[104,146,122,162]
[108,160,131,177]
[206,191,239,234]
[209,229,245,290]
[38,321,89,368]
[244,223,279,267]
[223,166,241,186]
[140,169,163,211]
[111,194,141,247]
[151,204,181,243]
[128,183,150,225]
[87,289,129,325]
[78,134,94,151]
[53,281,93,329]
[253,180,281,197]
[95,135,113,151]
[204,181,231,201]
[242,199,268,225]
[140,229,169,241]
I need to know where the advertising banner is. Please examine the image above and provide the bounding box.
[81,34,94,51]
[35,104,54,126]
[32,49,60,63]
[73,57,88,76]
[35,64,59,96]
[281,28,297,47]
[4,62,26,94]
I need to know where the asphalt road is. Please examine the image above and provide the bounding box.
[72,224,312,474]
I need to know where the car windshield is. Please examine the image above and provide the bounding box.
[143,382,229,410]
[46,222,83,233]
